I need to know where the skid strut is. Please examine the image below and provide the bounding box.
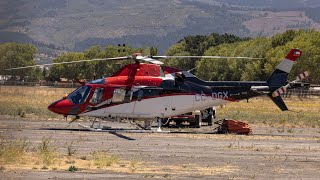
[79,118,169,133]
[78,123,170,133]
[156,118,162,132]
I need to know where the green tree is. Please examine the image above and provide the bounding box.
[48,52,86,81]
[271,30,299,48]
[150,46,158,56]
[0,43,36,81]
[193,30,320,83]
[28,67,42,81]
[165,33,246,71]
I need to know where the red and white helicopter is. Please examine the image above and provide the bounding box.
[8,49,308,132]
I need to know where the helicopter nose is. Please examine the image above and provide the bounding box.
[48,98,76,115]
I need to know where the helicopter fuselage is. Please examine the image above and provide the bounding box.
[48,49,303,120]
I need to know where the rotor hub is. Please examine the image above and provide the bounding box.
[132,53,142,59]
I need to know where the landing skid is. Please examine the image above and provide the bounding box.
[78,123,170,133]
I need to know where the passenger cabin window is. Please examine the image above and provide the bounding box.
[89,88,104,104]
[112,89,126,103]
[132,88,163,102]
[112,88,133,103]
[124,90,133,103]
[137,90,143,101]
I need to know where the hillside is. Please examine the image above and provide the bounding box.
[194,0,320,9]
[1,0,320,55]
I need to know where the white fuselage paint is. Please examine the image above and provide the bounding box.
[80,95,230,119]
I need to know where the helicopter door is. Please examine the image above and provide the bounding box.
[170,94,194,113]
[133,88,170,118]
[169,81,194,114]
[110,88,134,115]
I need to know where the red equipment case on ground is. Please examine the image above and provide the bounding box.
[215,119,252,135]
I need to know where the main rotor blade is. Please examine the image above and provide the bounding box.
[152,55,264,60]
[5,54,262,70]
[5,56,130,70]
[136,56,164,65]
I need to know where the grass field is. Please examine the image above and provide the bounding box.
[0,86,73,119]
[219,95,320,128]
[0,86,319,127]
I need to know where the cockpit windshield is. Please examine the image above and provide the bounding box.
[68,85,92,104]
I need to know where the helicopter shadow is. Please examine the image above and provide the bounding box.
[37,127,136,141]
[36,127,305,141]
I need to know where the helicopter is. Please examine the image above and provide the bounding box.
[7,49,308,132]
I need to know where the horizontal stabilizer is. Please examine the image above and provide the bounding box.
[295,71,309,81]
[272,86,288,97]
[272,71,310,97]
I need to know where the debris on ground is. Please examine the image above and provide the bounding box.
[215,119,252,135]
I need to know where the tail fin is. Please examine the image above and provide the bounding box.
[267,49,302,89]
[267,49,302,111]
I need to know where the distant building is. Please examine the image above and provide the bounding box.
[0,75,9,81]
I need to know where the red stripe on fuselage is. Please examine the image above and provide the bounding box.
[106,76,163,87]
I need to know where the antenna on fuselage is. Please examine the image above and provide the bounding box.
[187,67,196,73]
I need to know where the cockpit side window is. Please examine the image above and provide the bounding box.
[67,85,92,104]
[89,88,104,104]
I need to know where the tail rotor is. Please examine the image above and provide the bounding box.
[272,71,310,97]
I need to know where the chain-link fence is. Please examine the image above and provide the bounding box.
[282,89,320,98]
[1,80,320,98]
[0,80,81,88]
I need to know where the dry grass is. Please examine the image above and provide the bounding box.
[0,86,73,119]
[2,154,235,177]
[0,137,236,177]
[0,138,29,164]
[217,96,320,127]
[37,137,58,166]
[92,150,119,168]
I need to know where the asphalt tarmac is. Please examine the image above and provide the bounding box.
[0,118,319,179]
